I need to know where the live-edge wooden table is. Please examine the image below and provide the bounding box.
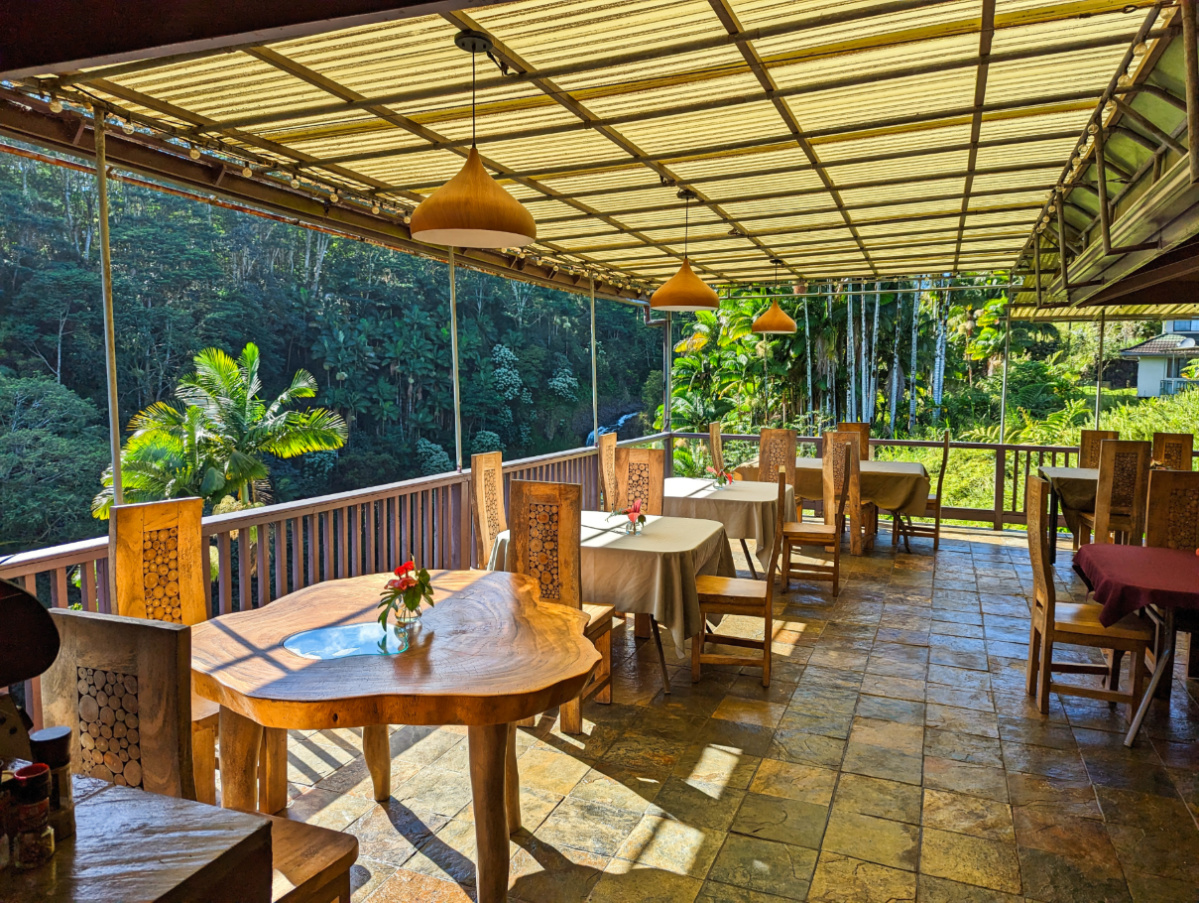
[191,569,599,903]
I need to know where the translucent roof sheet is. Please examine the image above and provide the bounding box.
[47,0,1165,286]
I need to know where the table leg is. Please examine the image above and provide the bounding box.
[1126,609,1173,747]
[505,723,521,834]
[1048,484,1060,565]
[469,722,512,903]
[258,727,288,814]
[634,613,651,638]
[362,724,391,801]
[738,538,759,579]
[219,705,262,812]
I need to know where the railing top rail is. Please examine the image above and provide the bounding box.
[671,431,1085,454]
[0,535,108,577]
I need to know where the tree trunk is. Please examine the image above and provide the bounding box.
[908,281,920,434]
[869,282,881,421]
[889,294,903,438]
[804,300,813,420]
[932,282,948,423]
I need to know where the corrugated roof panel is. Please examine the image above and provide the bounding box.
[614,101,784,157]
[840,176,970,208]
[985,48,1127,106]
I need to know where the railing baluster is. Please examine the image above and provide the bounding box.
[322,511,334,582]
[82,560,98,612]
[365,501,377,574]
[256,522,271,608]
[274,520,288,600]
[237,530,252,612]
[97,560,111,614]
[217,532,233,614]
[51,566,70,609]
[348,505,360,577]
[306,515,318,588]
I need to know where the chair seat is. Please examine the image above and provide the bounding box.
[696,575,768,603]
[1052,603,1154,642]
[268,814,359,903]
[782,521,838,539]
[582,602,616,639]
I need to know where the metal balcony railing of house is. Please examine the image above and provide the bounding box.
[1160,378,1199,395]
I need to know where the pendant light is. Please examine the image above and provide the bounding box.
[410,31,536,248]
[753,258,797,334]
[650,188,719,312]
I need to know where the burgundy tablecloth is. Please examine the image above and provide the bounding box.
[1073,545,1199,627]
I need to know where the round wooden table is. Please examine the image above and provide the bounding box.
[191,569,599,903]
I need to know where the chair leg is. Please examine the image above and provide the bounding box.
[739,538,759,579]
[649,617,671,695]
[192,720,217,805]
[762,609,772,689]
[691,625,704,683]
[593,631,612,704]
[831,544,841,596]
[1107,649,1124,696]
[1025,621,1041,699]
[1037,637,1053,714]
[560,698,583,735]
[1129,646,1147,723]
[781,539,792,590]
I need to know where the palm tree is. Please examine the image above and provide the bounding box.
[93,343,347,517]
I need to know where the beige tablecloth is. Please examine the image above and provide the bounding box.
[664,477,795,570]
[489,510,735,648]
[1038,465,1098,535]
[736,459,931,515]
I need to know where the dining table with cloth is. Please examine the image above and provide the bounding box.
[1038,465,1097,562]
[1073,544,1199,747]
[488,510,736,650]
[735,458,931,515]
[663,476,795,574]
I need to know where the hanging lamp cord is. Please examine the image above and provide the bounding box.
[472,52,477,147]
[684,196,690,261]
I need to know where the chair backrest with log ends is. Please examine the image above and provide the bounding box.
[836,422,871,461]
[822,433,860,527]
[508,480,582,610]
[1025,476,1056,620]
[471,451,507,563]
[1079,429,1119,468]
[758,429,797,487]
[1145,469,1199,550]
[1093,439,1151,544]
[1152,432,1194,471]
[112,498,207,626]
[708,423,725,473]
[40,608,195,800]
[614,447,665,515]
[597,432,618,511]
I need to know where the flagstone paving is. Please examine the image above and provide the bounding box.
[269,527,1199,902]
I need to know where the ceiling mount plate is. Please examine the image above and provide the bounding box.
[455,30,493,54]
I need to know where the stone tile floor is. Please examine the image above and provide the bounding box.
[271,526,1199,902]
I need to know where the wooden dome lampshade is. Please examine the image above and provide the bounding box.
[410,147,536,248]
[409,30,536,249]
[650,259,719,312]
[752,298,797,334]
[650,188,719,312]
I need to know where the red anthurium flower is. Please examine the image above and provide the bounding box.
[394,560,416,576]
[386,578,403,590]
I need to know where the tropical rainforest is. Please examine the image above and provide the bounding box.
[2,145,1194,556]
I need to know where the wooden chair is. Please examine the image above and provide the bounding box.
[1024,476,1152,718]
[1077,440,1151,546]
[757,428,797,494]
[709,422,725,472]
[781,445,850,595]
[1152,432,1194,471]
[823,431,874,554]
[41,610,359,903]
[508,480,615,733]
[614,447,665,515]
[598,431,618,511]
[893,429,949,552]
[836,422,872,460]
[471,450,507,566]
[1079,429,1118,468]
[1146,468,1199,681]
[692,466,787,687]
[111,498,218,804]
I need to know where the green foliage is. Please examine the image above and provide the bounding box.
[92,343,348,517]
[415,438,453,475]
[471,430,503,454]
[0,376,109,552]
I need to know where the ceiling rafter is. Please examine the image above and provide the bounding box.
[952,0,996,270]
[242,43,728,284]
[440,9,792,283]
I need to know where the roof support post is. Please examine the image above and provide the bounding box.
[662,312,673,476]
[1095,311,1106,429]
[590,277,598,447]
[999,298,1011,441]
[1055,192,1103,295]
[1183,0,1199,183]
[95,109,124,604]
[1094,125,1159,255]
[448,247,463,473]
[1033,234,1043,308]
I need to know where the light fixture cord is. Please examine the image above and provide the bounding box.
[472,51,477,147]
[684,196,690,260]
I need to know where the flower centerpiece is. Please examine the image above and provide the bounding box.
[377,560,435,628]
[609,498,647,535]
[706,465,737,489]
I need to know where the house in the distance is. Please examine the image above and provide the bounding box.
[1120,319,1199,397]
